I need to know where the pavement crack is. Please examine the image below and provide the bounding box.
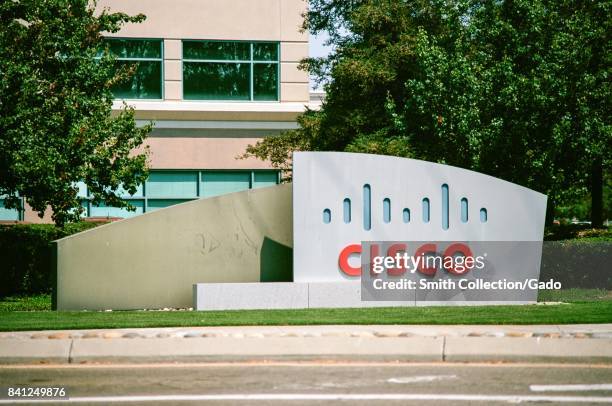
[68,339,74,364]
[442,336,447,362]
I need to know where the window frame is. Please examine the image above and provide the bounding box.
[182,40,280,102]
[103,37,165,100]
[78,169,280,217]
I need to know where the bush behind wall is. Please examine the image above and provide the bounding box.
[0,222,102,297]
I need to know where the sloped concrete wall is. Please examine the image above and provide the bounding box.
[54,184,292,310]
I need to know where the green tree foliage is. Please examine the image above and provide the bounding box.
[244,0,610,223]
[0,0,151,226]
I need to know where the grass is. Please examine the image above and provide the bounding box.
[0,294,52,311]
[0,291,610,332]
[538,288,612,302]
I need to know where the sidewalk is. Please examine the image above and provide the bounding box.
[1,324,611,365]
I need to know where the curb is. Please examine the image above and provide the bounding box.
[1,337,611,365]
[1,325,612,365]
[68,336,444,364]
[0,339,71,364]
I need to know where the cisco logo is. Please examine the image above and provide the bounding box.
[321,184,489,230]
[292,152,547,283]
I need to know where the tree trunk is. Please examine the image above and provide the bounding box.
[590,159,603,228]
[545,199,555,227]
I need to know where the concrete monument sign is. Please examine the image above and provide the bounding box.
[293,152,547,282]
[56,152,547,310]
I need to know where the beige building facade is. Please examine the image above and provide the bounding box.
[1,0,311,223]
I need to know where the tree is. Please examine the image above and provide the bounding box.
[460,0,611,226]
[244,0,610,225]
[0,0,151,226]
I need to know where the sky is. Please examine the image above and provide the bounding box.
[309,32,332,91]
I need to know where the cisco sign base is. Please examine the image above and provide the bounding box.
[193,282,414,311]
[193,282,533,311]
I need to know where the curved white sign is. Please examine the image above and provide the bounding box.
[292,152,547,283]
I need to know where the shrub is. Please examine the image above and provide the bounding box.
[545,224,611,241]
[0,222,103,297]
[540,240,612,289]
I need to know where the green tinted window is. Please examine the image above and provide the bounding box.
[90,201,144,218]
[107,39,162,59]
[183,62,250,100]
[104,39,163,100]
[253,43,278,61]
[253,63,278,101]
[183,41,279,101]
[147,199,193,211]
[253,172,278,189]
[0,199,20,221]
[78,170,279,219]
[113,60,162,99]
[147,172,198,198]
[183,41,250,60]
[202,172,251,197]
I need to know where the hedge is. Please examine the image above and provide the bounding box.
[0,222,104,297]
[540,240,612,290]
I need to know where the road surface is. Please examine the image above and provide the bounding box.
[1,361,611,404]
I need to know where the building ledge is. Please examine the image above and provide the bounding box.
[113,100,311,113]
[112,100,315,121]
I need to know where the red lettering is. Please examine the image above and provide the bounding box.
[338,244,362,276]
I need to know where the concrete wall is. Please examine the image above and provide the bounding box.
[54,184,292,310]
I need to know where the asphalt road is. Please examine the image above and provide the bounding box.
[1,362,611,405]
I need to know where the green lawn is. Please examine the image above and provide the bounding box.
[0,294,52,312]
[0,291,610,332]
[538,288,612,302]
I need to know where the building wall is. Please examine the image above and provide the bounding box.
[97,0,310,103]
[144,137,276,170]
[0,199,53,223]
[23,204,54,224]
